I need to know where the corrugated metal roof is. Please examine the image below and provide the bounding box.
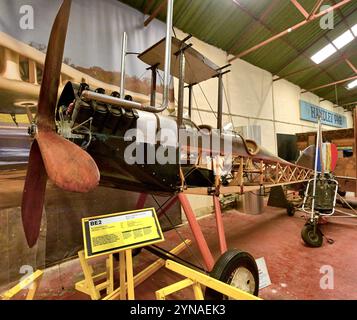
[119,0,357,107]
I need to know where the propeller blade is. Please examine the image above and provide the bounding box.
[36,130,100,192]
[37,0,72,129]
[21,0,74,248]
[22,141,47,248]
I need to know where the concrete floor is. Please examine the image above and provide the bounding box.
[3,205,357,300]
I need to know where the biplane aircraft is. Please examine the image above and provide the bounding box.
[289,119,357,248]
[18,0,356,299]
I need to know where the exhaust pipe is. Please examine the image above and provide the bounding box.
[119,31,128,99]
[81,0,174,113]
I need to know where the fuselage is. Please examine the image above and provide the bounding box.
[54,81,298,195]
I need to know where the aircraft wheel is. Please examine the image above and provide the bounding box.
[287,202,295,216]
[205,249,259,300]
[301,223,323,247]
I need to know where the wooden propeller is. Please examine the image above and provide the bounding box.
[22,0,100,248]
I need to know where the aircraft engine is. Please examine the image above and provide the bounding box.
[91,88,108,131]
[55,81,138,149]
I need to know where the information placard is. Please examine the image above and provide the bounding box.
[82,208,164,258]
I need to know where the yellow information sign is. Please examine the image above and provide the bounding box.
[82,208,164,258]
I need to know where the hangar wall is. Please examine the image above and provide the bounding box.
[173,29,353,157]
[172,28,353,216]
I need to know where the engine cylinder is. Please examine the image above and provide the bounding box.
[75,102,93,126]
[119,99,139,133]
[91,88,108,132]
[73,83,93,126]
[92,105,108,131]
[104,107,123,134]
[102,91,124,135]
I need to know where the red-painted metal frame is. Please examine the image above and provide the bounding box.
[302,75,357,93]
[274,50,357,81]
[354,109,357,195]
[308,0,325,19]
[275,8,357,75]
[156,195,178,218]
[136,192,227,271]
[178,193,215,271]
[136,193,178,217]
[135,193,148,209]
[229,0,352,62]
[213,195,228,254]
[228,0,279,54]
[290,0,309,19]
[345,58,357,74]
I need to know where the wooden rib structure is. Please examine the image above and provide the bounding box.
[184,156,314,195]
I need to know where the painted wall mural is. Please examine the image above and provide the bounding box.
[0,0,174,119]
[0,0,181,286]
[0,0,176,166]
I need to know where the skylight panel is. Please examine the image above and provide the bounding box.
[352,24,357,37]
[311,44,337,64]
[347,79,357,90]
[332,30,354,49]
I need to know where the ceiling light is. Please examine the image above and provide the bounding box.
[352,24,357,37]
[347,79,357,90]
[332,30,354,49]
[311,44,337,64]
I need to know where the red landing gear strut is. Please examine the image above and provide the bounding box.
[135,192,260,299]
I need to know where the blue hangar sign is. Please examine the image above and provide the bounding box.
[300,100,347,128]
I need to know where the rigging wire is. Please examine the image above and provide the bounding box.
[151,195,205,271]
[197,82,217,118]
[223,81,235,126]
[192,88,204,125]
[337,194,357,215]
[185,57,217,119]
[172,26,177,38]
[137,69,149,81]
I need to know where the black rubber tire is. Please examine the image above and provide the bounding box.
[287,203,295,217]
[113,247,142,261]
[301,223,323,247]
[205,249,259,300]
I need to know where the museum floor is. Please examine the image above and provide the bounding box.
[4,203,357,300]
